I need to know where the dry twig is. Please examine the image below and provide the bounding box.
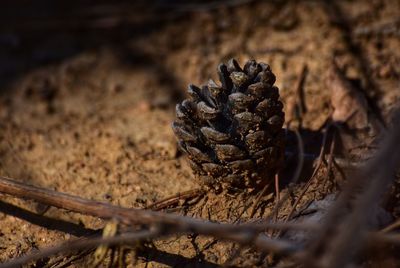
[0,176,312,237]
[268,126,305,221]
[145,189,204,211]
[302,111,400,268]
[0,229,161,268]
[0,175,312,267]
[283,125,335,226]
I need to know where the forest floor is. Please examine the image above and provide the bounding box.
[0,0,399,267]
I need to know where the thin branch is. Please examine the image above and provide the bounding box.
[145,189,204,211]
[0,176,311,235]
[285,127,335,222]
[250,182,271,218]
[380,219,400,233]
[268,128,304,220]
[0,175,317,268]
[303,110,400,268]
[0,229,161,268]
[294,64,308,121]
[369,232,400,246]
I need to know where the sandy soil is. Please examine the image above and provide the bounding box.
[0,0,399,267]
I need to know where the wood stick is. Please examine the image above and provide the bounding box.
[0,176,307,255]
[0,229,160,268]
[303,110,400,268]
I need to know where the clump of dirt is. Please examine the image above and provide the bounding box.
[0,0,399,267]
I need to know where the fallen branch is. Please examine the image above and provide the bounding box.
[0,175,313,267]
[303,110,400,268]
[0,176,311,236]
[0,229,160,268]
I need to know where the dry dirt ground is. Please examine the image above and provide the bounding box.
[0,0,400,267]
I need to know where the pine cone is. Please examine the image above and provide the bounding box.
[172,59,285,190]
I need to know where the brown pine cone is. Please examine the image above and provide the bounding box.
[172,59,285,191]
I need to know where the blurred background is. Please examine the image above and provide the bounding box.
[1,0,399,109]
[0,0,399,265]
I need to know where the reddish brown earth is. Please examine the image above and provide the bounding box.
[0,0,399,267]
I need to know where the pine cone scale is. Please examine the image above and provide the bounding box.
[200,127,230,143]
